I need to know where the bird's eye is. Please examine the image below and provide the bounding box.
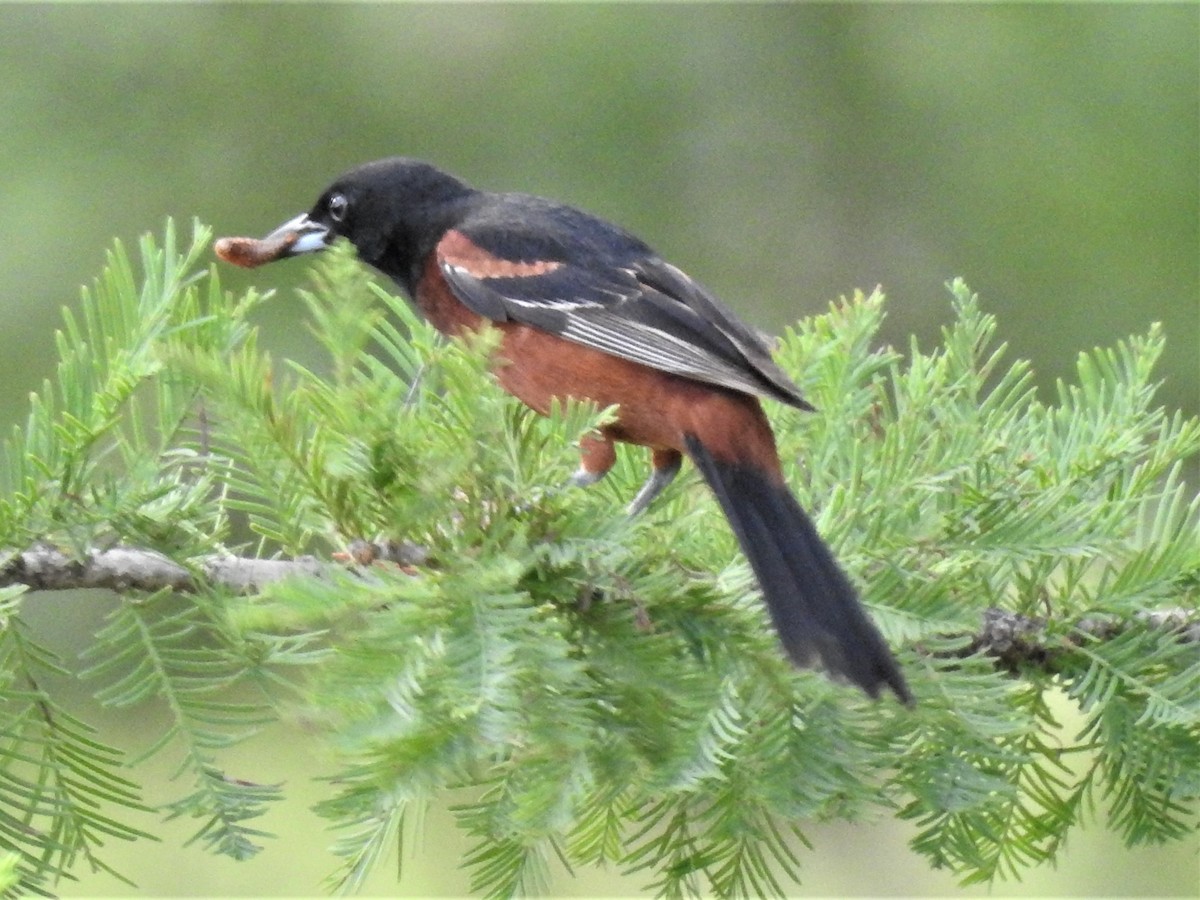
[327,192,349,223]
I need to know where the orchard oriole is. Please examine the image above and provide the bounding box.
[216,157,911,704]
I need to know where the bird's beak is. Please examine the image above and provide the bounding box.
[261,213,332,257]
[214,213,333,269]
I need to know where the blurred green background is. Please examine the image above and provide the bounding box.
[2,4,1196,897]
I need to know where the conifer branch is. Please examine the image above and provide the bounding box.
[0,541,426,595]
[4,541,1193,669]
[0,544,320,594]
[954,605,1200,672]
[1,224,1195,896]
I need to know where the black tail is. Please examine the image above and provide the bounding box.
[685,434,911,704]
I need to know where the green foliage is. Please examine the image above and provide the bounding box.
[0,224,1196,896]
[0,582,157,895]
[80,590,284,861]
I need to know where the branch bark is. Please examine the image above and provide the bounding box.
[0,544,327,594]
[0,540,425,596]
[959,605,1200,671]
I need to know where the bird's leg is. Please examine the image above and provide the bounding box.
[570,435,681,516]
[569,432,617,489]
[627,448,682,516]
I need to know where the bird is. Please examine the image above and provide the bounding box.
[215,156,911,704]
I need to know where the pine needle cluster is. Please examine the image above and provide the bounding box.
[0,222,1195,896]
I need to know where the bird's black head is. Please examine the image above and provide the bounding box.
[258,157,477,287]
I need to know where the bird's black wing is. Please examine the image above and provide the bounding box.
[630,256,811,410]
[435,210,811,408]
